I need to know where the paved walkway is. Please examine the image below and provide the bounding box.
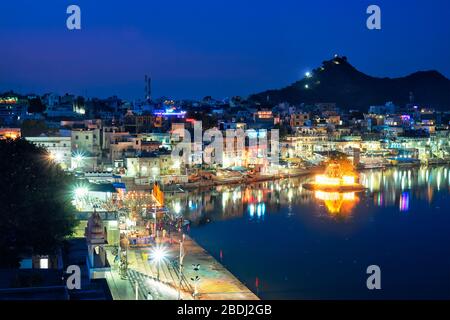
[125,234,258,300]
[105,233,258,300]
[105,249,191,300]
[179,235,259,300]
[105,267,135,300]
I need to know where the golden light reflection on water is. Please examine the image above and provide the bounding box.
[314,191,359,216]
[166,166,450,223]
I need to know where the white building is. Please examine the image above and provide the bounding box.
[26,135,72,169]
[71,128,101,157]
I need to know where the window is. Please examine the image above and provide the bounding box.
[75,136,79,140]
[39,258,49,269]
[85,136,89,140]
[19,259,32,269]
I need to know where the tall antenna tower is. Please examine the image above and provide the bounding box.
[409,91,415,104]
[144,75,152,102]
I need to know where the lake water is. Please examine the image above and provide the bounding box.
[168,166,450,299]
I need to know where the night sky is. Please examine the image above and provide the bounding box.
[1,0,450,100]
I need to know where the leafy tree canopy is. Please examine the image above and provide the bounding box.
[28,98,46,114]
[0,139,77,268]
[20,120,49,137]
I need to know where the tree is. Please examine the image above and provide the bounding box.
[0,139,77,268]
[20,119,49,137]
[28,97,46,113]
[186,110,217,130]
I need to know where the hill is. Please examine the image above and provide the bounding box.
[249,56,450,110]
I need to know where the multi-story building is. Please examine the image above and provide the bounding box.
[290,113,310,128]
[0,95,28,125]
[125,151,184,184]
[71,128,101,157]
[41,93,60,108]
[102,126,130,152]
[26,134,72,169]
[126,154,160,180]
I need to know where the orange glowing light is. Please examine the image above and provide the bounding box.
[315,191,358,215]
[0,129,20,140]
[342,175,356,185]
[315,175,340,185]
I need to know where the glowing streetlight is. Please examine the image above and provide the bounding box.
[305,71,312,78]
[150,245,168,281]
[54,152,62,162]
[173,201,181,215]
[75,154,84,162]
[73,152,85,169]
[48,152,63,163]
[73,185,89,211]
[74,186,89,198]
[177,233,186,300]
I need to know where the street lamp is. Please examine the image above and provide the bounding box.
[178,233,186,300]
[54,152,62,162]
[190,275,200,299]
[75,154,84,162]
[191,263,201,299]
[47,152,63,164]
[73,152,85,170]
[73,185,89,210]
[74,186,88,198]
[150,245,168,281]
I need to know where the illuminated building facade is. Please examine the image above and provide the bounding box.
[26,135,72,169]
[71,128,102,158]
[0,96,28,125]
[0,128,21,140]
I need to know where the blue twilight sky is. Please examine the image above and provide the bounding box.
[0,0,449,100]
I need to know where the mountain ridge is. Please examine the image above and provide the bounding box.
[249,56,450,110]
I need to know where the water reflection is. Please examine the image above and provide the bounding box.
[314,191,359,216]
[359,166,449,207]
[166,166,450,224]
